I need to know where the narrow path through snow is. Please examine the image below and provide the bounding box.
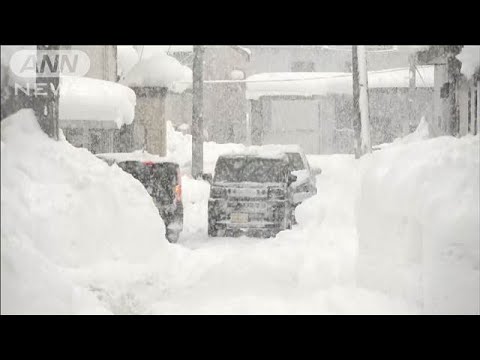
[132,155,418,314]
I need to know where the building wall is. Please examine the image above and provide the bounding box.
[131,87,167,156]
[250,87,435,154]
[166,46,249,144]
[203,46,249,80]
[245,46,411,76]
[204,82,247,143]
[71,46,117,82]
[165,91,192,127]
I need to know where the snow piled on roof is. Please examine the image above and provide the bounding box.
[120,50,192,93]
[456,45,480,79]
[246,66,434,99]
[59,76,136,128]
[139,46,193,57]
[219,149,288,160]
[236,46,251,55]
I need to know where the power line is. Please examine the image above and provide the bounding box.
[173,66,433,85]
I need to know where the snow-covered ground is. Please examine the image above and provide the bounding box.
[1,110,478,314]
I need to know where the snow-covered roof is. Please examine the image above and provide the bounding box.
[237,46,251,56]
[246,66,434,99]
[137,46,193,57]
[59,76,136,129]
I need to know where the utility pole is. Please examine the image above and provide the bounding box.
[357,45,372,155]
[192,45,205,179]
[408,53,417,134]
[35,45,60,140]
[351,46,362,159]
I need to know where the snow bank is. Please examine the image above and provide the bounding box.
[456,45,480,79]
[162,154,416,314]
[121,51,192,93]
[166,121,248,174]
[59,76,136,128]
[166,122,315,175]
[356,134,480,314]
[1,109,172,314]
[246,66,434,100]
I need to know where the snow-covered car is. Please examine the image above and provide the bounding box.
[96,152,183,243]
[284,149,321,207]
[205,153,297,238]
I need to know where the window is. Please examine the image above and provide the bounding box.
[291,61,315,72]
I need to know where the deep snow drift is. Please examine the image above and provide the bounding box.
[2,110,478,314]
[357,133,479,314]
[1,109,173,314]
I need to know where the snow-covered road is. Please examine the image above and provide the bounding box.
[3,112,477,314]
[128,155,417,314]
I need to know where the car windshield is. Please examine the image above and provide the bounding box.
[214,157,287,183]
[286,152,305,171]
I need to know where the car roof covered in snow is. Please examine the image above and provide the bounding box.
[258,144,305,154]
[217,144,305,161]
[96,151,178,165]
[218,152,288,161]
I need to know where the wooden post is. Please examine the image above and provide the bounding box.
[351,46,362,159]
[35,45,60,140]
[474,79,480,135]
[192,45,205,178]
[408,54,417,134]
[357,45,371,154]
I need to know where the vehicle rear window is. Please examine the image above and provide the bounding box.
[286,153,305,171]
[117,161,178,204]
[214,157,288,183]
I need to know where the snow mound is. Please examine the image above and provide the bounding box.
[121,51,192,93]
[166,121,248,174]
[356,134,480,314]
[1,109,172,313]
[166,122,313,175]
[394,116,432,144]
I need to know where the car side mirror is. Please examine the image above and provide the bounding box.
[202,173,213,184]
[287,173,297,186]
[312,168,322,176]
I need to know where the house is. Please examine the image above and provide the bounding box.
[415,45,479,137]
[1,46,133,155]
[55,46,126,154]
[59,76,136,153]
[246,66,435,154]
[162,45,250,144]
[244,46,416,76]
[119,48,192,156]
